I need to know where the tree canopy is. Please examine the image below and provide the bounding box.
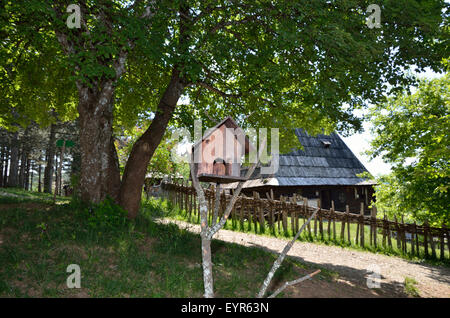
[1,0,448,216]
[368,74,449,225]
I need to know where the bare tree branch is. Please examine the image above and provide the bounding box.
[268,270,321,298]
[257,207,320,298]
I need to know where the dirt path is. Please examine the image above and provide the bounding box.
[160,218,450,298]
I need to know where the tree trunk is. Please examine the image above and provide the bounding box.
[3,145,9,186]
[24,158,31,191]
[77,82,121,204]
[18,148,26,189]
[38,160,42,193]
[44,124,56,193]
[29,161,34,191]
[119,70,186,218]
[0,145,4,187]
[201,236,214,298]
[7,132,19,187]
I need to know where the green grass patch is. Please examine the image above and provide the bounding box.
[0,191,333,297]
[404,277,420,297]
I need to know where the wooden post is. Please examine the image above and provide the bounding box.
[429,223,437,259]
[331,201,336,241]
[240,198,245,230]
[254,192,264,233]
[289,197,295,235]
[359,202,364,247]
[340,205,346,241]
[444,224,450,260]
[281,196,288,234]
[440,224,445,261]
[394,216,401,250]
[314,199,319,237]
[327,202,332,239]
[318,200,323,240]
[304,198,311,237]
[414,222,419,257]
[424,221,429,258]
[293,194,299,233]
[371,206,377,248]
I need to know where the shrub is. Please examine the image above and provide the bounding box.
[84,197,129,231]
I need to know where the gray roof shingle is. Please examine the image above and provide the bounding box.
[240,129,373,187]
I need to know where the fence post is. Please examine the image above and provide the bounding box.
[371,205,377,248]
[429,221,437,259]
[327,202,332,239]
[280,196,288,234]
[240,197,245,230]
[424,221,429,258]
[331,201,336,241]
[440,223,445,261]
[360,202,364,247]
[444,224,450,260]
[304,198,311,237]
[340,205,346,241]
[293,194,299,233]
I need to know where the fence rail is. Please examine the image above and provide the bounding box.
[158,182,450,261]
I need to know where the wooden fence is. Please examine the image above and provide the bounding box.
[159,182,450,261]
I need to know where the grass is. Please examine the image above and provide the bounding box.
[151,197,450,267]
[0,189,335,298]
[404,277,420,297]
[0,187,69,205]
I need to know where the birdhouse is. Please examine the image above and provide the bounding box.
[192,117,254,184]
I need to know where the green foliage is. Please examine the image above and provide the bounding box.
[83,197,129,231]
[404,277,420,297]
[0,190,332,297]
[2,0,448,147]
[368,74,450,226]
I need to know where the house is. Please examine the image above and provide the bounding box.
[225,129,376,214]
[191,117,254,184]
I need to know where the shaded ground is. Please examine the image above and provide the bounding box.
[160,219,450,298]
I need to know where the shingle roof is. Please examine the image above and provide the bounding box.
[238,129,374,187]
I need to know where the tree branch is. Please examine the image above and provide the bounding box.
[268,270,321,298]
[257,207,320,298]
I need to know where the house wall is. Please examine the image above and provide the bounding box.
[241,185,375,215]
[196,124,244,177]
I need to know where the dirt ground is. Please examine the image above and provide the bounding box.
[160,219,450,298]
